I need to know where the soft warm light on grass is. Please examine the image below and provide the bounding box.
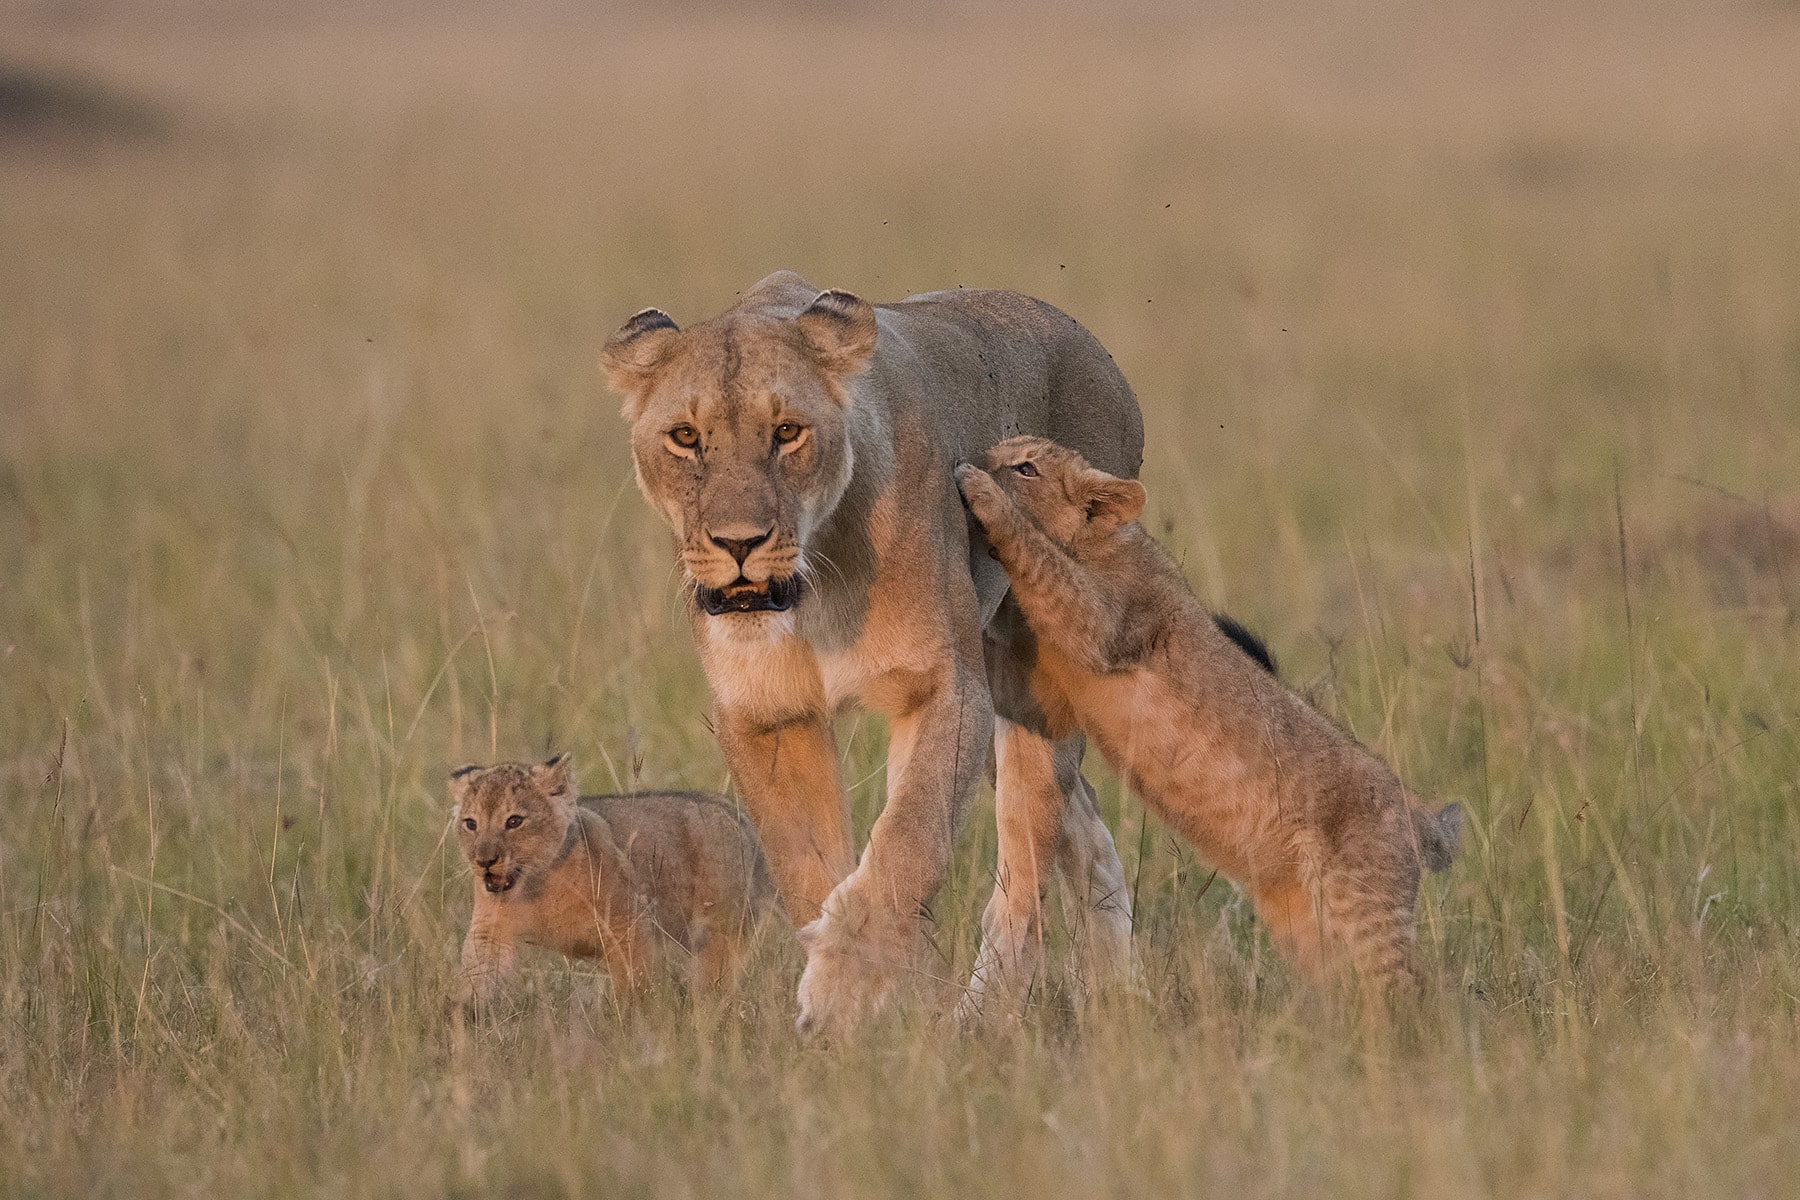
[1,3,1797,1196]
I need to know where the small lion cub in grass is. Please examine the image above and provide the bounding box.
[451,754,779,1005]
[956,438,1463,996]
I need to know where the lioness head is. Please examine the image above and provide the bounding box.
[601,283,877,622]
[976,436,1147,553]
[450,754,579,895]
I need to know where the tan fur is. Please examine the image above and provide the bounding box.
[451,754,779,1005]
[602,271,1146,1033]
[956,439,1463,996]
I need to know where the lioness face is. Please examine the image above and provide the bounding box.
[601,291,876,624]
[450,755,579,896]
[978,436,1147,554]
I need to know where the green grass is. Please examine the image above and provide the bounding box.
[2,4,1799,1196]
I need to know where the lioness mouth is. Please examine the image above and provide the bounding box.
[483,869,520,894]
[697,575,802,616]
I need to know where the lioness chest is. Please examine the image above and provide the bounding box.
[701,616,950,722]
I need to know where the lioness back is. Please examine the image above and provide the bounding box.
[878,287,1146,479]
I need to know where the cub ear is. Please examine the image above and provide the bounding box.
[1079,470,1147,531]
[600,308,681,419]
[448,763,482,805]
[531,752,578,802]
[793,289,877,383]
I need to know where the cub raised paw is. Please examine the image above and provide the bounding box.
[954,461,1014,529]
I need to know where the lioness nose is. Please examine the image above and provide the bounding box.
[710,528,771,566]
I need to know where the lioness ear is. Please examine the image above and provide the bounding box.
[1079,471,1147,531]
[601,308,681,419]
[532,752,578,802]
[793,289,877,383]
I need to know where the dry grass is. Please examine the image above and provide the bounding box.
[2,2,1798,1196]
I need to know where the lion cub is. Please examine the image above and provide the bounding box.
[956,438,1462,995]
[451,754,779,1004]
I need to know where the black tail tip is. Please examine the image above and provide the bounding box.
[1212,611,1277,676]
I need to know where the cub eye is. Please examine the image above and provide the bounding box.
[773,421,805,446]
[462,817,477,832]
[1012,461,1039,478]
[669,424,700,449]
[504,814,525,830]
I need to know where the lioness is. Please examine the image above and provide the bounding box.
[601,271,1144,1033]
[956,438,1463,994]
[452,754,778,1004]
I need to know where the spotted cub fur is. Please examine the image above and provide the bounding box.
[451,754,779,1003]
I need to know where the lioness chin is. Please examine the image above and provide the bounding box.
[957,438,1463,996]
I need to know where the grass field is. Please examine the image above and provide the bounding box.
[3,2,1799,1195]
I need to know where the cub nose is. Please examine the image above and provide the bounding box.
[476,853,500,869]
[710,528,772,566]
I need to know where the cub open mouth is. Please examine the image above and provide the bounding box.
[483,869,520,894]
[697,575,802,616]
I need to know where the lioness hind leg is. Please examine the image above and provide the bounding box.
[962,722,1137,1019]
[1051,734,1138,998]
[962,717,1063,1019]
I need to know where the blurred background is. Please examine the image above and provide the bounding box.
[2,2,1798,1195]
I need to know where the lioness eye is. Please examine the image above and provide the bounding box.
[1013,461,1040,478]
[462,817,477,831]
[773,422,804,445]
[669,424,700,449]
[505,814,524,830]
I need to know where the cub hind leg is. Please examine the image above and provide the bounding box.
[1321,862,1425,997]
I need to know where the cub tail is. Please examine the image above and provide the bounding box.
[1411,802,1465,873]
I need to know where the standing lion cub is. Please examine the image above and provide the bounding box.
[955,438,1462,996]
[451,754,779,1004]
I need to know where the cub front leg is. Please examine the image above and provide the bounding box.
[457,901,519,1007]
[954,465,1120,671]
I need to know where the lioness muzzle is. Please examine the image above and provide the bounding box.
[697,576,803,615]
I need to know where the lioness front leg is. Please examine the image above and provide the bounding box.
[797,663,993,1037]
[716,708,854,926]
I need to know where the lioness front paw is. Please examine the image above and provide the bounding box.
[954,464,1009,529]
[794,881,922,1038]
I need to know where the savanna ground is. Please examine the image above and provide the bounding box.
[2,1,1798,1195]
